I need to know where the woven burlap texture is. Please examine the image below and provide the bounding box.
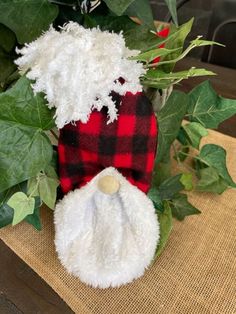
[0,130,235,314]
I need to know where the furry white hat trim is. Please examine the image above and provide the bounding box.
[15,23,146,128]
[54,167,159,288]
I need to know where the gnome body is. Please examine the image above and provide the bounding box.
[56,91,159,288]
[15,23,160,288]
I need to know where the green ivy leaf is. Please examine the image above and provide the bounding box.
[124,25,167,51]
[131,47,181,63]
[0,202,13,228]
[7,192,35,225]
[190,37,224,48]
[0,24,16,52]
[152,154,171,187]
[0,76,55,192]
[142,68,215,89]
[169,193,201,221]
[38,167,59,209]
[0,182,27,228]
[27,176,39,197]
[94,15,137,33]
[180,173,193,191]
[155,201,173,257]
[148,188,164,212]
[158,174,184,200]
[156,90,189,163]
[25,196,42,230]
[83,14,97,28]
[125,0,154,29]
[0,181,42,230]
[188,81,236,129]
[27,165,59,209]
[196,144,236,188]
[164,0,178,26]
[0,47,16,87]
[145,67,214,80]
[103,0,135,16]
[161,18,193,72]
[196,167,228,194]
[181,122,208,149]
[0,0,59,44]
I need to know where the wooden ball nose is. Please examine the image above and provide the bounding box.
[98,175,120,195]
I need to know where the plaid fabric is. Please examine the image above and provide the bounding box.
[58,91,158,194]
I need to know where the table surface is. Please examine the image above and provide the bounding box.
[0,58,236,314]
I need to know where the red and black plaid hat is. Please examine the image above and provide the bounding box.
[58,91,158,194]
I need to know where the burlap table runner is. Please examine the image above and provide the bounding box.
[0,130,235,314]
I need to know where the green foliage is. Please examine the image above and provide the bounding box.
[188,81,236,128]
[149,172,196,254]
[148,188,163,212]
[142,68,215,89]
[0,0,59,44]
[27,165,59,209]
[0,47,17,89]
[103,0,154,28]
[174,145,189,162]
[158,174,184,200]
[0,181,42,229]
[131,47,181,63]
[7,192,35,225]
[0,24,16,52]
[92,15,137,33]
[0,182,26,228]
[196,167,228,194]
[164,0,178,26]
[156,91,188,163]
[0,199,13,228]
[157,36,221,68]
[155,201,173,257]
[0,76,55,192]
[169,193,201,221]
[160,18,193,72]
[195,144,236,188]
[25,197,42,231]
[179,122,208,149]
[103,0,136,16]
[180,173,193,191]
[124,25,164,51]
[125,0,154,29]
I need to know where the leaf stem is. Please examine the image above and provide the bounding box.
[172,144,199,173]
[172,143,181,165]
[50,129,59,141]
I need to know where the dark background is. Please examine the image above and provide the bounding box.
[151,0,236,64]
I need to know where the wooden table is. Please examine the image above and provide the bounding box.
[0,58,235,314]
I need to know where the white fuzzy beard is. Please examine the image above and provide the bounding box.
[15,23,146,129]
[54,167,159,288]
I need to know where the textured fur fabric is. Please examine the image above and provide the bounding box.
[54,167,159,288]
[15,23,145,128]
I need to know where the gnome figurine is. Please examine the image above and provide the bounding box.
[15,22,160,288]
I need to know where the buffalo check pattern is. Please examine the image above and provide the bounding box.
[58,91,158,194]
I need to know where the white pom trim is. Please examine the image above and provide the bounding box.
[54,167,159,288]
[15,23,146,128]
